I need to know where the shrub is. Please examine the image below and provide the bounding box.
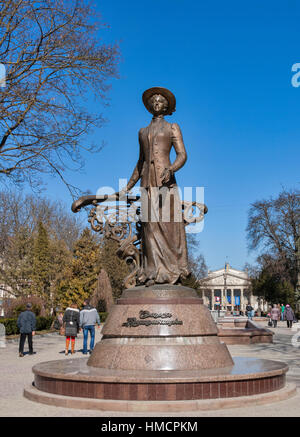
[3,296,47,317]
[35,316,53,331]
[1,316,53,335]
[1,318,18,335]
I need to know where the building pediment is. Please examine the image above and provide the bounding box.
[200,265,251,288]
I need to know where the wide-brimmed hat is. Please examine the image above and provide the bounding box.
[142,87,176,115]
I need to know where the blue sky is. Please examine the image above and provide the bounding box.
[43,0,300,271]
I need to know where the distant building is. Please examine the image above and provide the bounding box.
[0,284,14,317]
[198,262,268,313]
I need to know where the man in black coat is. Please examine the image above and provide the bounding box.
[17,303,36,357]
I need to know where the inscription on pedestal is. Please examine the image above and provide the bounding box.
[122,310,183,327]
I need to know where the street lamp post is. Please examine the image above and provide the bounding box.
[296,226,300,311]
[223,272,227,313]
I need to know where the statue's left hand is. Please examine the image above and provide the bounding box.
[114,188,130,199]
[161,168,173,184]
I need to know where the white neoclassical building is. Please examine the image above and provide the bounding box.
[0,284,14,317]
[198,263,268,313]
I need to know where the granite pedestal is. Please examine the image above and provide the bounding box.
[26,285,293,410]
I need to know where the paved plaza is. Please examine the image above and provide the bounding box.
[1,321,300,417]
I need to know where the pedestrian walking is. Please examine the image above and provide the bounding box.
[80,299,101,355]
[246,304,253,319]
[270,304,280,328]
[283,304,295,328]
[53,312,64,332]
[280,304,285,321]
[17,303,36,357]
[63,303,80,355]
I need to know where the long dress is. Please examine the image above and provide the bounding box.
[126,115,190,285]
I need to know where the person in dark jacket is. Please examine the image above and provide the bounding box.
[283,304,295,328]
[246,304,253,319]
[63,303,80,355]
[17,303,36,357]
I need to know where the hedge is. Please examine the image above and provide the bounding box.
[1,312,109,336]
[0,316,53,335]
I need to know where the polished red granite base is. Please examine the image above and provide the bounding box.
[24,382,297,412]
[32,357,288,401]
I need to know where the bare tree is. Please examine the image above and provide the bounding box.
[183,233,208,289]
[0,0,119,193]
[0,189,83,251]
[246,187,300,296]
[247,188,299,260]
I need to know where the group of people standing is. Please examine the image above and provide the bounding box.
[269,303,296,328]
[245,302,297,329]
[17,300,101,357]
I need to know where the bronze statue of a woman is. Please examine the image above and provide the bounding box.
[121,87,190,286]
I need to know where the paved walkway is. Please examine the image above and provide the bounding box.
[1,320,300,417]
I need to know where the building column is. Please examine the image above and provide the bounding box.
[231,289,234,312]
[211,289,214,310]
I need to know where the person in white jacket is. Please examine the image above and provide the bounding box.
[80,300,101,354]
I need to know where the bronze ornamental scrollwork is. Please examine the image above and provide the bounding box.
[72,194,207,288]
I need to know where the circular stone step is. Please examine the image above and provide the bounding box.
[24,382,297,412]
[31,357,289,401]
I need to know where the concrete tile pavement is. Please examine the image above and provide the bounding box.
[1,321,300,417]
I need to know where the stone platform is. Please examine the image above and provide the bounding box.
[217,317,274,345]
[24,383,296,413]
[26,285,292,410]
[30,356,288,402]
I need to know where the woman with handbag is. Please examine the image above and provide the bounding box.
[283,304,295,329]
[63,303,80,355]
[270,304,280,328]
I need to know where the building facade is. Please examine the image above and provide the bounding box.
[199,263,268,313]
[0,285,14,317]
